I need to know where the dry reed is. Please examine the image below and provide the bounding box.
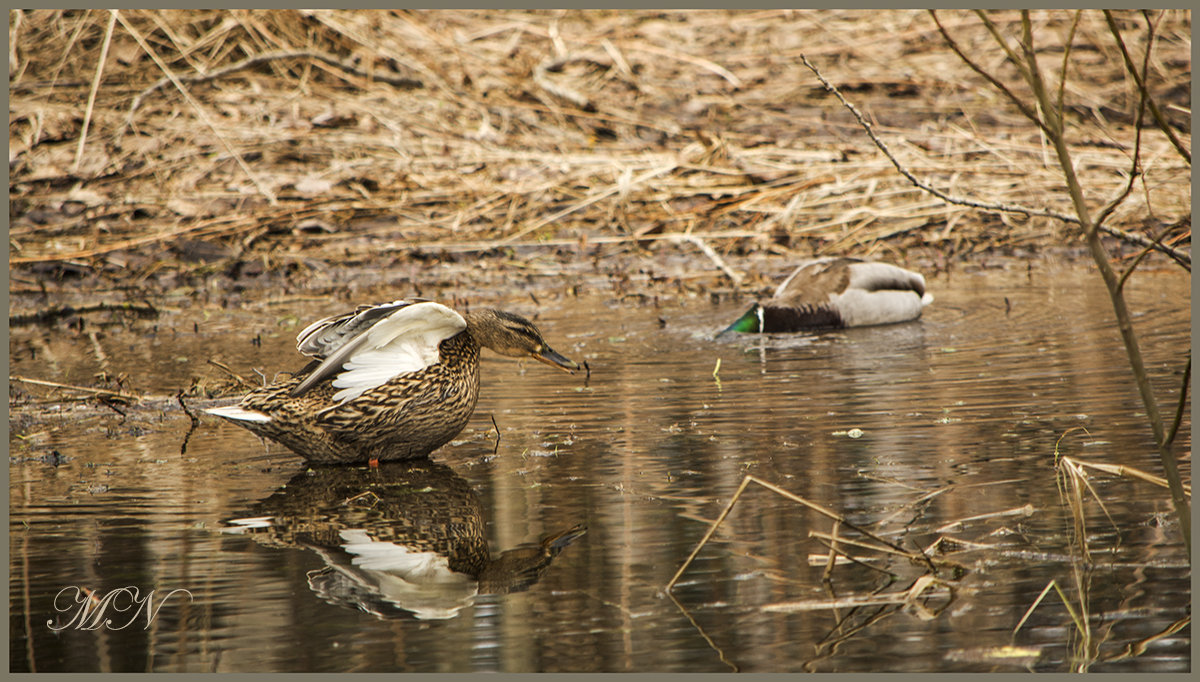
[9,10,1190,279]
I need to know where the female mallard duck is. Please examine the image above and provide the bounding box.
[224,461,585,620]
[722,257,933,334]
[206,300,578,464]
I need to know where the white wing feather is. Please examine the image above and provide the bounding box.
[325,302,466,403]
[205,404,272,423]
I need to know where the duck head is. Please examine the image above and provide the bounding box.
[465,309,579,372]
[718,303,765,336]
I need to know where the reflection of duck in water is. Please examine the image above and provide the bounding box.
[206,300,578,464]
[721,258,933,334]
[223,460,585,620]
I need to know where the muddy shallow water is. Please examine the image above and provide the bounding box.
[8,262,1191,672]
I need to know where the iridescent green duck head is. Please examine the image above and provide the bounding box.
[719,303,765,336]
[465,309,579,372]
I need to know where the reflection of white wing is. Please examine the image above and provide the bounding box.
[338,529,477,621]
[292,301,467,402]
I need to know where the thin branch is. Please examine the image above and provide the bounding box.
[1015,9,1189,555]
[800,54,1077,224]
[1096,11,1152,234]
[1107,224,1189,267]
[1097,10,1190,268]
[926,12,1188,265]
[1094,135,1144,232]
[1103,10,1190,164]
[975,10,1031,83]
[1116,224,1186,293]
[929,11,1052,137]
[1056,12,1082,121]
[1166,356,1190,449]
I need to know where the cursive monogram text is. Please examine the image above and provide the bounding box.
[47,586,193,631]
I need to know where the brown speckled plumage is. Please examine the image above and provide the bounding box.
[208,304,577,463]
[226,461,586,619]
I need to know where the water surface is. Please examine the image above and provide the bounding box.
[9,262,1191,672]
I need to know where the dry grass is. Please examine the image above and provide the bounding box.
[8,10,1191,281]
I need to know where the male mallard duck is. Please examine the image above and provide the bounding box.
[206,300,578,463]
[722,257,933,334]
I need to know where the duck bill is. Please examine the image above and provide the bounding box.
[717,304,763,337]
[533,347,579,373]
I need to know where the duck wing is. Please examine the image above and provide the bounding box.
[289,301,466,402]
[770,257,861,306]
[772,258,926,303]
[296,299,426,358]
[844,260,926,298]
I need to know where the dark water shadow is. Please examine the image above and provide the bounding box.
[222,458,585,621]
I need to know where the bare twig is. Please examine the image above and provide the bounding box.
[1094,11,1190,270]
[1101,224,1188,266]
[975,10,1033,84]
[1103,10,1190,164]
[1166,356,1190,449]
[929,11,1052,138]
[1056,12,1082,123]
[1116,223,1187,293]
[10,375,138,403]
[1008,9,1189,554]
[800,54,1078,225]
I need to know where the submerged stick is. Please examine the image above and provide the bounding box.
[489,414,501,455]
[1059,456,1191,496]
[666,474,930,591]
[10,375,138,403]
